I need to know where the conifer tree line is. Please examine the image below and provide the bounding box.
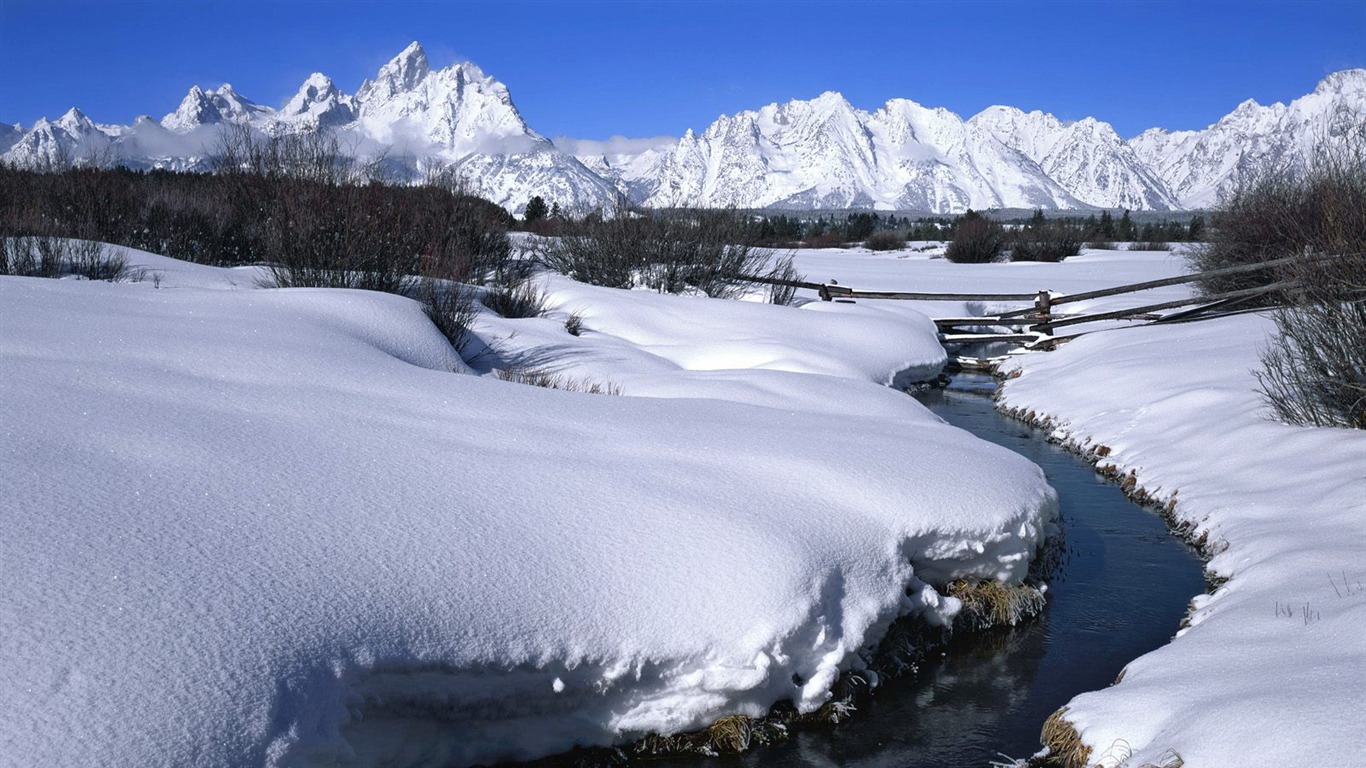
[740,209,1205,249]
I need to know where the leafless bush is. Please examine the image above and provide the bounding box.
[540,207,791,299]
[1258,297,1366,429]
[416,277,479,354]
[1,235,132,281]
[1191,127,1366,303]
[1086,240,1118,250]
[64,240,132,281]
[1248,129,1366,429]
[1130,241,1171,251]
[863,230,906,251]
[483,274,548,318]
[763,256,803,306]
[209,123,376,185]
[1011,222,1081,262]
[946,211,1006,264]
[1,236,58,276]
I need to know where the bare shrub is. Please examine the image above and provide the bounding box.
[945,210,1006,264]
[1,236,131,281]
[64,240,133,281]
[1190,128,1366,304]
[564,312,584,336]
[1086,240,1118,250]
[863,230,906,251]
[1130,241,1171,251]
[763,256,803,306]
[1,236,59,276]
[1256,249,1366,429]
[1247,130,1366,429]
[416,277,479,354]
[483,274,548,318]
[540,207,789,299]
[1011,222,1081,262]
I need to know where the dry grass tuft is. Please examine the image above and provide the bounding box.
[495,367,622,395]
[1039,707,1091,767]
[1140,748,1185,768]
[947,579,1048,633]
[635,714,786,757]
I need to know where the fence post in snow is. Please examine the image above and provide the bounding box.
[1033,290,1053,336]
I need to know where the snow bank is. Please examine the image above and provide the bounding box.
[0,247,1056,767]
[998,316,1366,766]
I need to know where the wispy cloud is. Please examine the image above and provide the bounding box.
[553,134,676,157]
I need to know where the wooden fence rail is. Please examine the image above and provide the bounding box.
[739,249,1350,352]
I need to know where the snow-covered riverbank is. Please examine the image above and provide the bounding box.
[8,240,1355,767]
[0,246,1057,767]
[998,316,1366,767]
[791,242,1365,766]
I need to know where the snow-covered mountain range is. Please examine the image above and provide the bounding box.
[3,42,1362,214]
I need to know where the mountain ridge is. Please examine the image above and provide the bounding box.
[4,43,1362,214]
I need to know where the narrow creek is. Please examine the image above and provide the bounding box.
[652,374,1207,767]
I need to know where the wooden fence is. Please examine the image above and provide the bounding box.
[742,251,1344,353]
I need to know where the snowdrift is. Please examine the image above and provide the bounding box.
[0,249,1057,767]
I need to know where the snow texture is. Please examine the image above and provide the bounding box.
[0,246,1057,767]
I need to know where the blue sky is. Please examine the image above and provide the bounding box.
[1,1,1362,140]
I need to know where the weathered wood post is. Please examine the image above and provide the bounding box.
[1033,290,1052,336]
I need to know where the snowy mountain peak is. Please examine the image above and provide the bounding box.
[357,41,431,101]
[1315,68,1366,95]
[279,73,355,129]
[162,83,270,133]
[3,43,1360,215]
[56,107,95,132]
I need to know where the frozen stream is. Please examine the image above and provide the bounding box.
[650,374,1207,767]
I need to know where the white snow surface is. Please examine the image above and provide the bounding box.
[0,246,1058,767]
[998,316,1366,766]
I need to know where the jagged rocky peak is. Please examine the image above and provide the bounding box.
[285,73,340,109]
[357,41,431,102]
[162,83,269,132]
[55,107,97,133]
[280,73,355,128]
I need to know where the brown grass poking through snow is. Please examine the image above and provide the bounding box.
[947,579,1048,633]
[635,714,787,757]
[1039,707,1092,767]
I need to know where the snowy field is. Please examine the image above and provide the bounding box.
[1,245,1058,767]
[5,240,1357,767]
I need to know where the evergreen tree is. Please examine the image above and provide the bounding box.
[1098,210,1115,238]
[1188,214,1206,241]
[524,195,549,223]
[1118,209,1136,241]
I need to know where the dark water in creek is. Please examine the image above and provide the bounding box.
[653,375,1207,768]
